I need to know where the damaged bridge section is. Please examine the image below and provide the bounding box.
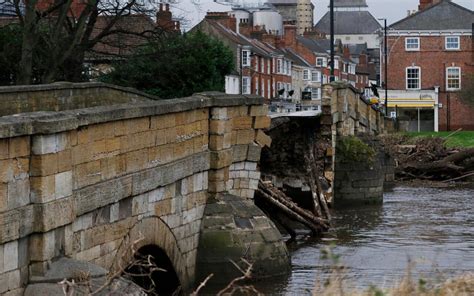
[260,83,394,209]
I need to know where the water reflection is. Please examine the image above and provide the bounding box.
[256,186,474,295]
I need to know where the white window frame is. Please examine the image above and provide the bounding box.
[446,67,461,91]
[405,37,420,51]
[260,57,264,73]
[267,59,270,74]
[445,36,460,50]
[316,57,327,67]
[311,71,320,82]
[277,59,282,74]
[255,77,259,95]
[311,87,320,100]
[242,50,251,67]
[406,66,421,90]
[303,69,310,81]
[242,76,250,94]
[254,57,259,72]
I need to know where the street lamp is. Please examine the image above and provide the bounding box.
[378,18,388,116]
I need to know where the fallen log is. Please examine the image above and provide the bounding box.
[256,188,325,234]
[258,181,329,228]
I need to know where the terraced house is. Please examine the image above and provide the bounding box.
[383,0,474,131]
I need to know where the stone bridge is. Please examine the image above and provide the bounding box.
[0,83,288,295]
[261,83,394,207]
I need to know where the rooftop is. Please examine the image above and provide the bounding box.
[331,0,368,8]
[314,11,382,35]
[390,0,473,30]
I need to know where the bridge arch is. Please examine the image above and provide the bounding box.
[110,216,193,292]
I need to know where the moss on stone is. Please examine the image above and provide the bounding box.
[336,136,375,164]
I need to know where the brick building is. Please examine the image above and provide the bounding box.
[383,0,473,131]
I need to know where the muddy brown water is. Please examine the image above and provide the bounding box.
[254,186,474,295]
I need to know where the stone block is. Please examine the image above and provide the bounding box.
[30,175,55,203]
[75,159,103,189]
[211,107,228,120]
[210,149,232,169]
[255,130,272,148]
[244,162,257,171]
[208,168,229,182]
[0,139,9,160]
[249,105,268,116]
[74,175,132,216]
[235,130,254,145]
[7,179,30,209]
[9,137,30,158]
[109,203,120,222]
[72,213,93,232]
[209,119,232,135]
[0,158,29,183]
[32,133,68,155]
[38,197,74,232]
[193,172,204,192]
[253,116,271,129]
[55,171,72,199]
[29,231,55,261]
[232,145,248,162]
[3,240,18,272]
[209,133,232,150]
[56,149,72,173]
[154,199,172,216]
[208,180,226,193]
[132,194,148,216]
[30,153,58,176]
[232,116,253,130]
[123,117,150,135]
[150,114,176,130]
[118,197,132,220]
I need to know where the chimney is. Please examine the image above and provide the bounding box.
[359,53,368,66]
[262,34,277,47]
[418,0,442,11]
[283,22,297,48]
[343,46,351,59]
[165,3,169,11]
[206,12,237,32]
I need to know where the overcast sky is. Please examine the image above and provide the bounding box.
[174,0,473,31]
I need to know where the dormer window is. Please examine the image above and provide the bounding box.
[405,37,420,51]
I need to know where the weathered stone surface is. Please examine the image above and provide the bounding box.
[195,193,290,288]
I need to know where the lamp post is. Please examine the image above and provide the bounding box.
[329,0,335,82]
[378,18,388,115]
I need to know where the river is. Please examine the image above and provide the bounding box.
[257,186,474,295]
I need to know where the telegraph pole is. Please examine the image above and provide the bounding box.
[329,0,335,82]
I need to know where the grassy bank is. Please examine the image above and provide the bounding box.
[405,131,474,148]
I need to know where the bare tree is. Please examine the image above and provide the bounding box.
[1,0,170,84]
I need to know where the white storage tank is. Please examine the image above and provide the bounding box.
[252,9,283,35]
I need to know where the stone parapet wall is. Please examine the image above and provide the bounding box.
[0,84,278,294]
[0,82,153,117]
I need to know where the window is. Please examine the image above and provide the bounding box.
[287,61,291,76]
[405,37,420,51]
[242,50,250,67]
[311,88,321,100]
[255,77,259,95]
[267,80,270,98]
[323,75,328,84]
[406,67,420,89]
[242,76,250,94]
[446,67,461,90]
[261,58,265,73]
[316,57,327,67]
[255,58,259,72]
[283,60,287,74]
[303,69,310,81]
[311,71,320,82]
[267,59,270,74]
[445,36,460,50]
[277,59,282,73]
